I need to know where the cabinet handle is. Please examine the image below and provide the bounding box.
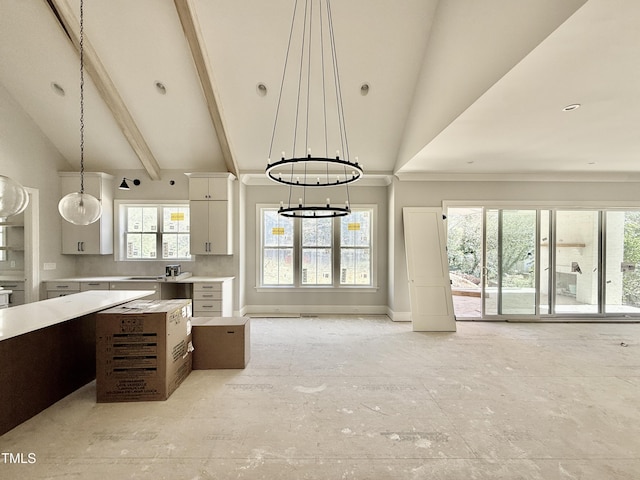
[58,285,69,288]
[87,283,100,286]
[77,242,81,251]
[81,242,85,252]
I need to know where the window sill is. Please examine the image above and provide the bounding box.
[256,285,379,293]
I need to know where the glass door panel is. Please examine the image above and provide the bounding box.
[446,208,483,318]
[539,210,551,314]
[554,210,600,314]
[484,209,537,316]
[500,210,537,315]
[605,211,640,314]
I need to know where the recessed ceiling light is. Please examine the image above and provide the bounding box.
[562,103,580,112]
[51,82,65,96]
[360,83,370,96]
[256,83,268,97]
[154,81,167,95]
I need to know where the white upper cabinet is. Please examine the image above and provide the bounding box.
[188,175,231,201]
[59,172,114,255]
[186,173,235,255]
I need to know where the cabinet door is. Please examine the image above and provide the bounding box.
[208,201,229,254]
[188,178,211,200]
[189,201,210,254]
[60,175,105,254]
[189,177,229,200]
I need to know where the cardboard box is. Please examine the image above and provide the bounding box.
[96,299,193,402]
[191,317,250,369]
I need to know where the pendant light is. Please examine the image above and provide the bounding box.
[265,0,363,218]
[58,0,102,226]
[0,175,29,218]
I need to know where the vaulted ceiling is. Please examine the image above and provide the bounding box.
[1,0,638,183]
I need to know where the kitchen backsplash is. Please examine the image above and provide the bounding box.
[74,255,236,278]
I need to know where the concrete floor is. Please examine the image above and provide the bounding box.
[1,316,639,479]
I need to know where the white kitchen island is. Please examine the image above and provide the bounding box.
[0,290,154,435]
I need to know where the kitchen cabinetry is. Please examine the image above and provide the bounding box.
[0,280,24,306]
[187,173,234,255]
[110,281,161,300]
[192,280,232,317]
[188,176,230,200]
[0,212,24,270]
[59,172,114,254]
[46,281,80,298]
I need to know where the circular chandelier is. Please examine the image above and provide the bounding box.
[58,0,102,226]
[265,0,363,218]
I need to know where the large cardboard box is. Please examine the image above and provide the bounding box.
[96,299,193,402]
[191,317,250,369]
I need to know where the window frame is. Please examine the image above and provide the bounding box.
[257,204,377,291]
[115,200,192,261]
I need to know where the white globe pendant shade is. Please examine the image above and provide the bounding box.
[58,191,102,225]
[0,175,29,218]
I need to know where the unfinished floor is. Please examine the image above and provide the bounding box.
[1,317,639,479]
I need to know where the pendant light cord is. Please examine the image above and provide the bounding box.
[79,0,85,194]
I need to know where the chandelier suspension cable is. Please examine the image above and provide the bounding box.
[327,0,349,161]
[268,0,300,162]
[265,0,363,217]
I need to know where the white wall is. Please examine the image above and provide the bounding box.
[242,183,389,315]
[0,82,76,294]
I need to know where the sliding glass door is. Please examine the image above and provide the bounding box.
[485,209,538,316]
[553,210,600,314]
[448,206,640,320]
[605,211,640,314]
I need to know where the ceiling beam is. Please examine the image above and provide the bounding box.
[173,0,239,177]
[47,0,162,180]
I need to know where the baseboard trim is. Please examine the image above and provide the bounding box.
[242,304,389,316]
[386,308,412,322]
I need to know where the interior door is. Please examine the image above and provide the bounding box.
[403,207,456,332]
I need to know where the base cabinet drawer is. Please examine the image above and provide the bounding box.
[193,300,222,313]
[46,281,80,299]
[80,281,110,291]
[110,282,160,300]
[47,291,78,299]
[193,290,222,300]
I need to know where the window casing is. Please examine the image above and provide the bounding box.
[259,206,374,287]
[117,202,190,260]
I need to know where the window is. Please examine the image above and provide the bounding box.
[340,210,372,285]
[119,203,190,260]
[262,210,294,285]
[260,206,374,287]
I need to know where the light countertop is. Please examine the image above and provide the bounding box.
[46,276,234,283]
[0,290,154,342]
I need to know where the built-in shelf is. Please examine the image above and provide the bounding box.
[540,243,586,248]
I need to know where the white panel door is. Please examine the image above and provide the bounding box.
[403,207,456,332]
